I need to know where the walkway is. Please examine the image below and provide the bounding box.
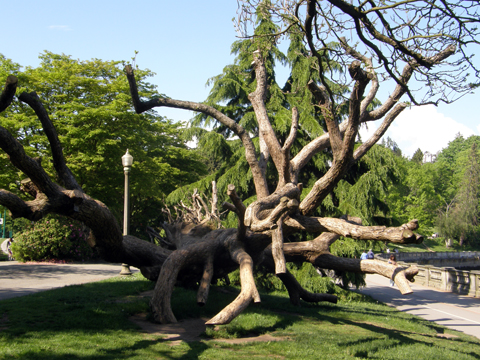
[360,274,480,339]
[0,261,138,301]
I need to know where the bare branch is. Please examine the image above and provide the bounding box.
[0,75,17,113]
[227,184,247,240]
[285,216,423,244]
[18,92,82,192]
[125,65,270,199]
[248,51,288,185]
[197,254,214,306]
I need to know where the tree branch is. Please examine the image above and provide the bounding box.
[285,216,423,244]
[0,75,17,113]
[18,92,82,191]
[125,65,270,199]
[248,51,288,186]
[244,183,300,232]
[315,254,417,294]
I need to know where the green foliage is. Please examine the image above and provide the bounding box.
[335,145,402,225]
[185,5,338,207]
[0,52,207,238]
[436,141,480,245]
[378,133,480,245]
[10,215,96,262]
[251,263,337,295]
[411,148,424,164]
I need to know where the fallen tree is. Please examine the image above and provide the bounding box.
[0,0,478,325]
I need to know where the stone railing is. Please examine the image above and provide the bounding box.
[409,264,480,298]
[375,255,480,297]
[377,251,480,268]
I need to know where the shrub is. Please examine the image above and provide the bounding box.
[11,215,97,262]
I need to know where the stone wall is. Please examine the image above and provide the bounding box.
[410,264,480,298]
[376,252,480,297]
[377,251,480,268]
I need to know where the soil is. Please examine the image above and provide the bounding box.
[129,313,289,346]
[130,290,290,346]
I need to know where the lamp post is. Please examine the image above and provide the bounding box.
[120,149,133,275]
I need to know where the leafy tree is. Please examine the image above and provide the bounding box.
[434,136,480,245]
[0,52,206,237]
[438,142,480,245]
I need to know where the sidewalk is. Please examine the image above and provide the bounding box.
[0,261,138,301]
[359,274,480,339]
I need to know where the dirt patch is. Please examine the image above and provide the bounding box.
[129,313,290,346]
[436,333,459,339]
[213,334,290,344]
[130,313,208,345]
[131,290,291,345]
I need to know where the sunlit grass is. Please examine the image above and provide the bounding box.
[1,273,479,359]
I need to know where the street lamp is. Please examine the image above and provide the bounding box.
[120,149,133,275]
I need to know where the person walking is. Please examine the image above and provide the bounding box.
[388,254,397,286]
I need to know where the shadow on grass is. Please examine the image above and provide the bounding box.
[4,340,210,360]
[1,277,480,359]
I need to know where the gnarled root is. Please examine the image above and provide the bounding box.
[261,255,337,306]
[276,271,338,305]
[150,250,187,323]
[244,183,300,232]
[206,242,260,325]
[197,255,214,306]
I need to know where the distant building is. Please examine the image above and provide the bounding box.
[423,151,438,163]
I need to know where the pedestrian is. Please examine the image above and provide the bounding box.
[367,249,374,259]
[360,250,368,260]
[7,238,13,261]
[388,254,397,286]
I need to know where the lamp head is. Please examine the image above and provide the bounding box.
[122,149,133,168]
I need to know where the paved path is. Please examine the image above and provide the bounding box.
[359,274,480,339]
[0,261,138,301]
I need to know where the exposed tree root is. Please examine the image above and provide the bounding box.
[206,240,261,325]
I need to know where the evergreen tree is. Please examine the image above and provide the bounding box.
[176,3,329,207]
[411,148,424,164]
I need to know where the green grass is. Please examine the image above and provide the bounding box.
[1,274,479,359]
[388,236,480,253]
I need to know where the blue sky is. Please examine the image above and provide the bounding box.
[2,0,479,157]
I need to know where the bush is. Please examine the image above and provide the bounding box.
[11,215,97,262]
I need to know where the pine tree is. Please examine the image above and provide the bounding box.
[411,148,424,164]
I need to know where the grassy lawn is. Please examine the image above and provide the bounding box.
[388,236,480,253]
[1,273,479,360]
